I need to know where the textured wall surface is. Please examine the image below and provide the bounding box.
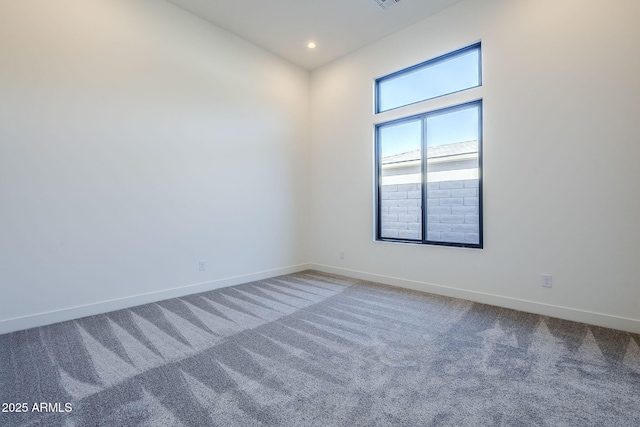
[380,179,479,243]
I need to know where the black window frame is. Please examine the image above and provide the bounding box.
[375,103,483,248]
[375,42,482,113]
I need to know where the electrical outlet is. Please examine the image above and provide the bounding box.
[541,274,553,288]
[199,260,206,271]
[339,250,345,260]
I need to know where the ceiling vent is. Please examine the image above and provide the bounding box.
[372,0,402,10]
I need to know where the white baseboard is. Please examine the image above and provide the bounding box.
[5,262,638,335]
[309,263,640,334]
[0,263,311,335]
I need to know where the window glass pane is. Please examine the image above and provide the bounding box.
[379,119,422,240]
[425,105,480,245]
[377,46,480,112]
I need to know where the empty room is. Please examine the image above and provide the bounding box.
[1,0,639,425]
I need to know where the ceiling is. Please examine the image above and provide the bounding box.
[165,0,466,70]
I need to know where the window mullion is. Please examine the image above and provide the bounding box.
[421,116,428,243]
[375,126,382,240]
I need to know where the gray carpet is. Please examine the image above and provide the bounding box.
[1,271,640,426]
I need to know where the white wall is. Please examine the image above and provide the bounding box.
[309,0,640,332]
[2,0,639,335]
[0,0,310,332]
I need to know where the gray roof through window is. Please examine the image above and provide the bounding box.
[381,140,478,165]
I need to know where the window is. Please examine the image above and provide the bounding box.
[375,44,482,248]
[376,43,481,113]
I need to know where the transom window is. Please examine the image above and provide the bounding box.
[376,43,481,113]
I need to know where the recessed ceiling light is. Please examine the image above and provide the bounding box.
[307,42,317,49]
